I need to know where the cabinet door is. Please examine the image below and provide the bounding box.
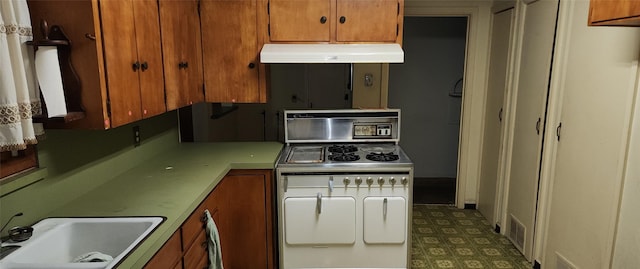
[284,196,356,245]
[99,0,142,127]
[336,0,399,42]
[201,0,262,103]
[589,0,640,26]
[132,0,166,119]
[159,0,204,111]
[269,0,331,42]
[363,197,406,244]
[215,173,271,268]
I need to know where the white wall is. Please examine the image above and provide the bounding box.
[388,17,467,178]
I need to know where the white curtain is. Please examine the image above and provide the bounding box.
[0,0,43,152]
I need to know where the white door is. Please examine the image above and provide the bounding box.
[541,0,640,267]
[477,6,514,226]
[507,0,558,260]
[363,197,406,244]
[284,196,356,245]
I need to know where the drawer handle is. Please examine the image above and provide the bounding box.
[201,212,207,224]
[316,192,322,214]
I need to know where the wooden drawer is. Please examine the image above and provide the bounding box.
[144,230,182,269]
[183,231,208,269]
[182,203,205,248]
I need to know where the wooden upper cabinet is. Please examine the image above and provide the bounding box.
[159,0,205,110]
[336,0,400,42]
[589,0,640,26]
[200,0,268,103]
[268,0,403,44]
[28,0,165,129]
[269,0,331,42]
[132,0,167,119]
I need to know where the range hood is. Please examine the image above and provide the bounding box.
[260,43,404,63]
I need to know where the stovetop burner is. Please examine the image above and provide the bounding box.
[328,152,360,162]
[366,152,400,162]
[328,145,358,153]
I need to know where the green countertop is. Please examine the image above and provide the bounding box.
[47,142,283,268]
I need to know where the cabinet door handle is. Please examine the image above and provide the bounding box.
[178,61,189,69]
[248,62,255,69]
[320,16,327,24]
[316,192,322,214]
[556,122,562,141]
[140,61,148,71]
[339,16,346,24]
[383,198,388,219]
[498,108,503,122]
[535,117,541,135]
[132,61,140,71]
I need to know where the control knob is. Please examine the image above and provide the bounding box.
[343,177,350,185]
[355,177,362,186]
[366,177,373,186]
[401,177,408,185]
[390,177,396,186]
[378,177,385,185]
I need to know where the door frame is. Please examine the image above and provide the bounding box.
[404,0,493,208]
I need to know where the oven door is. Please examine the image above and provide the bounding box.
[284,196,356,245]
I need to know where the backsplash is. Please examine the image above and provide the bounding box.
[0,112,180,229]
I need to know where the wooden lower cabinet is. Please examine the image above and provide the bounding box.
[145,169,274,269]
[144,231,182,269]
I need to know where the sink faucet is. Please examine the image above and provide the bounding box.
[0,212,23,241]
[0,212,25,261]
[0,212,33,243]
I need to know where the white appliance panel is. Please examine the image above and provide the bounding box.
[363,196,406,244]
[284,196,356,245]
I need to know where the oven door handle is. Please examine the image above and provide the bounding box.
[316,192,322,214]
[283,176,288,192]
[383,198,388,219]
[328,176,334,193]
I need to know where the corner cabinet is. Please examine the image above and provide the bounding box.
[159,0,205,110]
[200,0,269,103]
[27,0,167,129]
[589,0,640,26]
[145,169,275,269]
[268,0,404,44]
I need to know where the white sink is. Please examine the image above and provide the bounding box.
[0,217,164,269]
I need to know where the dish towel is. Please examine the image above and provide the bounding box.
[204,209,224,269]
[72,251,113,263]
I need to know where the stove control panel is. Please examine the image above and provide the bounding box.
[337,176,409,187]
[353,123,393,138]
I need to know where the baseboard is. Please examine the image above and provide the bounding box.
[533,260,541,269]
[464,203,476,209]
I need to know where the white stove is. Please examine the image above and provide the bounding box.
[276,109,413,269]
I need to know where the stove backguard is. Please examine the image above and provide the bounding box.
[284,109,401,144]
